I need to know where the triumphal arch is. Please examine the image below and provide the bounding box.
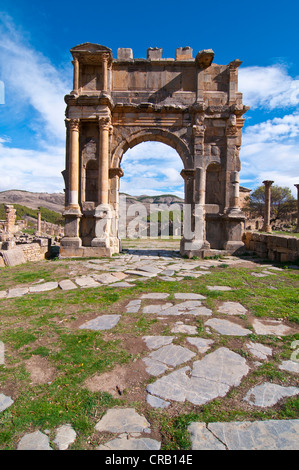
[60,43,249,258]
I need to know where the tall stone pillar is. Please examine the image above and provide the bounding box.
[102,55,108,92]
[91,116,111,248]
[97,116,110,205]
[262,180,274,232]
[180,168,209,258]
[61,118,82,251]
[36,209,41,235]
[294,184,299,232]
[72,57,79,94]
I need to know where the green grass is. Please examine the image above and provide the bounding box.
[0,255,298,449]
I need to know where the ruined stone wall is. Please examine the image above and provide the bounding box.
[243,231,299,262]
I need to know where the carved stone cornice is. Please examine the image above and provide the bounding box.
[109,168,124,179]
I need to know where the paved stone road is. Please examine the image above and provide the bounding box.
[1,249,298,450]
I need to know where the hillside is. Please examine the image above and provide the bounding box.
[0,190,183,214]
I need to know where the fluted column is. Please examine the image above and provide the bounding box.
[72,57,79,94]
[68,118,80,209]
[295,184,299,232]
[98,117,110,205]
[262,180,274,232]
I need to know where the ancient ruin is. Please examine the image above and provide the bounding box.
[60,43,249,258]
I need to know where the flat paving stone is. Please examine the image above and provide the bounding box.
[95,408,151,434]
[79,315,120,331]
[188,419,299,450]
[186,337,214,353]
[217,301,247,315]
[140,293,170,299]
[146,394,170,409]
[244,382,299,407]
[142,336,174,350]
[148,344,196,368]
[171,322,198,334]
[0,290,7,299]
[53,424,77,450]
[7,287,29,298]
[252,319,294,336]
[29,282,58,293]
[174,293,206,300]
[279,360,299,374]
[17,431,52,450]
[207,285,232,291]
[126,299,141,313]
[147,348,249,406]
[205,318,251,336]
[143,357,171,376]
[142,303,173,314]
[58,279,78,291]
[0,393,14,412]
[74,276,100,288]
[247,341,272,360]
[98,437,161,450]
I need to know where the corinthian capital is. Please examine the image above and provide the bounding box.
[98,116,111,130]
[65,118,80,132]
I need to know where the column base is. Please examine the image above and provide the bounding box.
[180,238,211,259]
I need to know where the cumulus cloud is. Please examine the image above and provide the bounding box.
[239,64,299,110]
[0,14,69,142]
[120,142,185,197]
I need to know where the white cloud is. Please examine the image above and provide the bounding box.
[0,138,65,192]
[239,64,299,110]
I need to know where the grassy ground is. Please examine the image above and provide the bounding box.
[0,252,298,449]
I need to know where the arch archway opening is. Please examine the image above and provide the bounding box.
[118,141,184,250]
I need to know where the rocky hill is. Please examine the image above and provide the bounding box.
[0,190,184,214]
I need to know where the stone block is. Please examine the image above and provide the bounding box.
[117,48,133,60]
[147,47,163,60]
[175,47,193,60]
[1,248,26,267]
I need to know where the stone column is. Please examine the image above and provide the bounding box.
[180,168,209,257]
[102,55,108,92]
[262,180,274,232]
[72,57,79,93]
[231,171,240,211]
[61,118,82,252]
[294,184,299,232]
[98,117,110,205]
[67,119,81,209]
[91,116,112,249]
[36,210,41,235]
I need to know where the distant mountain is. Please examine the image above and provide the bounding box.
[0,190,65,213]
[0,190,183,214]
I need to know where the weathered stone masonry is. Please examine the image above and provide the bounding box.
[60,43,249,258]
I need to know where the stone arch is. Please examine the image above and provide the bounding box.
[111,128,193,170]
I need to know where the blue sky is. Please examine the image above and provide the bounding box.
[0,0,298,197]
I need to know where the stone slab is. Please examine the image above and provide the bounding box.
[74,276,100,288]
[217,301,247,315]
[244,382,299,407]
[0,393,14,412]
[98,437,161,450]
[53,424,77,450]
[79,315,120,331]
[146,394,170,409]
[143,357,170,376]
[252,319,294,336]
[7,287,29,298]
[58,279,78,291]
[140,293,170,299]
[95,408,151,434]
[148,344,196,367]
[279,360,299,374]
[126,299,141,313]
[142,336,174,350]
[171,322,198,334]
[17,431,52,450]
[29,282,58,293]
[207,285,232,291]
[205,318,251,336]
[1,248,26,267]
[186,337,214,353]
[247,341,272,360]
[174,293,206,300]
[204,419,299,450]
